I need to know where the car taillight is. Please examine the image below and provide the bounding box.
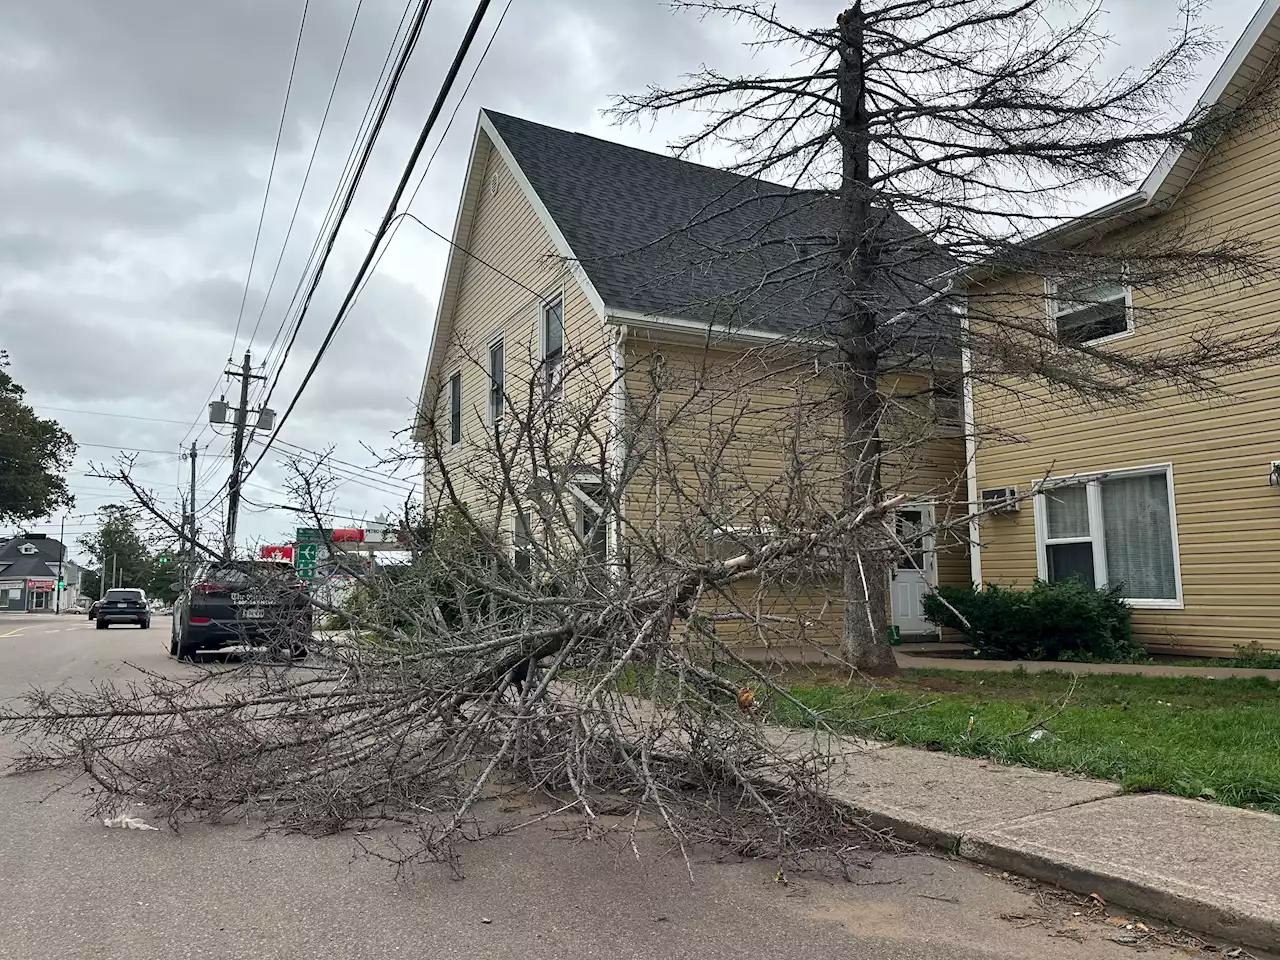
[189,616,212,625]
[193,582,221,595]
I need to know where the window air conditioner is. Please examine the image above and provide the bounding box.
[981,486,1020,513]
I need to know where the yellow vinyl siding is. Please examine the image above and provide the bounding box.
[623,335,969,648]
[426,142,607,531]
[970,83,1280,656]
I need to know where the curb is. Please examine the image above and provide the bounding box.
[828,792,1279,952]
[956,832,1278,951]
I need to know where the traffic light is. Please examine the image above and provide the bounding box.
[56,577,64,590]
[158,556,170,565]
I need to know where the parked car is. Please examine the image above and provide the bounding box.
[96,588,151,629]
[171,560,311,661]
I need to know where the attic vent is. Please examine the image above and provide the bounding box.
[18,544,37,555]
[488,173,501,197]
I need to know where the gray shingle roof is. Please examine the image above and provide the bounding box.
[484,110,956,356]
[0,555,58,580]
[0,537,66,581]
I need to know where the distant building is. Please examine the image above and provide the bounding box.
[0,533,84,612]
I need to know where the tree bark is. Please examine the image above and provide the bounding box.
[836,3,898,676]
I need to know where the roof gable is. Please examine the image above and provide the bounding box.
[0,537,63,562]
[415,110,958,436]
[965,0,1280,263]
[414,116,609,437]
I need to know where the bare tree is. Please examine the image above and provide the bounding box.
[609,0,1280,672]
[3,354,922,874]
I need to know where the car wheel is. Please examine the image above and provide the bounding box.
[169,627,178,658]
[174,621,197,662]
[139,618,150,629]
[95,619,107,630]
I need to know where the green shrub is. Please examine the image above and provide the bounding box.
[1222,642,1280,669]
[921,580,1142,662]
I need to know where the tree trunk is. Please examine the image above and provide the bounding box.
[836,3,898,676]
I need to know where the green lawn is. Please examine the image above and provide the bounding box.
[771,668,1280,813]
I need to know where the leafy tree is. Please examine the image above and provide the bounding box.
[0,352,75,525]
[78,505,180,602]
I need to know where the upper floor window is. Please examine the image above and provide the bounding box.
[488,338,504,425]
[1047,278,1132,344]
[542,299,564,397]
[932,375,963,424]
[448,372,462,446]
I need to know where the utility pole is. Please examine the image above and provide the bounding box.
[209,352,271,560]
[182,441,198,583]
[56,514,64,614]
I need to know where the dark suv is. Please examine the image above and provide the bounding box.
[171,560,311,661]
[96,588,151,629]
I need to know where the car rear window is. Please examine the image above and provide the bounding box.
[204,562,299,586]
[105,589,145,601]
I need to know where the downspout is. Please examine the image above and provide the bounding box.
[608,322,628,571]
[959,291,982,587]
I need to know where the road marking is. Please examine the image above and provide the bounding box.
[0,629,23,638]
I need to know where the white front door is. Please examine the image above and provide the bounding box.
[890,503,937,636]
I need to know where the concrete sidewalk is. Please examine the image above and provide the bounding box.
[895,648,1280,681]
[806,733,1280,950]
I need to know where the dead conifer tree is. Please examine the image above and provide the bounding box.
[609,0,1280,673]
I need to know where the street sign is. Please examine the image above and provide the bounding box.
[295,542,321,580]
[296,528,332,544]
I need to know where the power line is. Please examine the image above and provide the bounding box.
[247,0,496,485]
[246,0,369,351]
[223,0,423,496]
[256,0,417,383]
[253,0,422,400]
[33,406,196,426]
[264,436,416,488]
[229,0,314,359]
[252,0,438,429]
[343,0,513,317]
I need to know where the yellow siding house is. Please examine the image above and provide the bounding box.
[964,0,1280,656]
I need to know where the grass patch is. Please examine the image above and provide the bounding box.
[773,668,1280,813]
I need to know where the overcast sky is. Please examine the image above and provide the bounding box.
[0,0,1264,562]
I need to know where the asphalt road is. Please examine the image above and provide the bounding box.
[0,614,1222,960]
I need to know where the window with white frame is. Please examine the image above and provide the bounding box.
[575,481,608,565]
[1037,466,1181,605]
[542,299,564,397]
[447,372,462,446]
[488,339,504,425]
[1047,278,1131,344]
[513,511,533,577]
